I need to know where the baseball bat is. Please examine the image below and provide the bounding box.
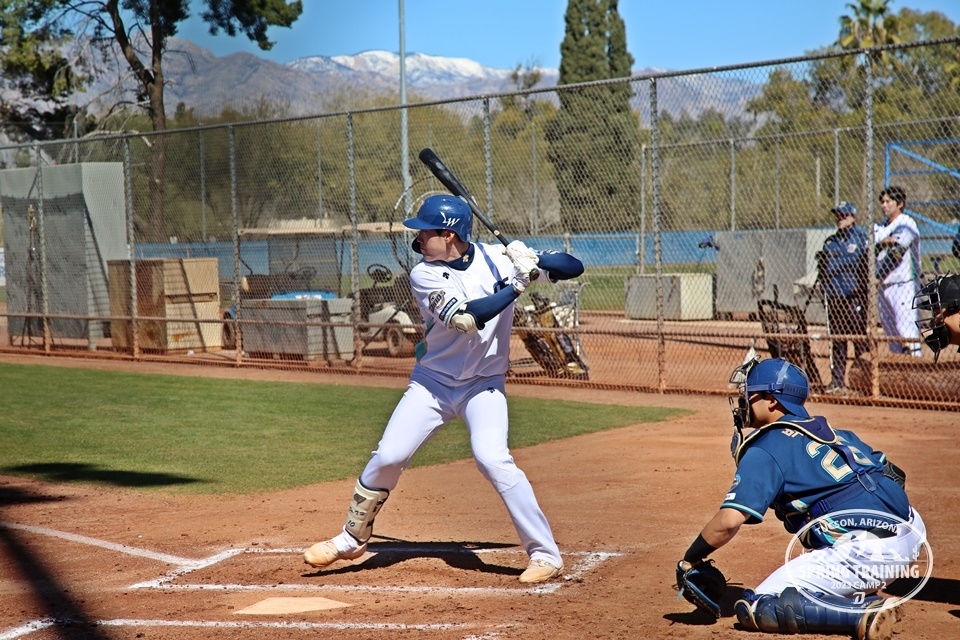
[417,148,510,247]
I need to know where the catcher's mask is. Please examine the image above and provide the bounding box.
[913,274,960,363]
[728,357,811,460]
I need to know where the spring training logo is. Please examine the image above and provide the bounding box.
[784,508,932,614]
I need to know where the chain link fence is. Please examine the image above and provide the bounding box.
[1,39,958,408]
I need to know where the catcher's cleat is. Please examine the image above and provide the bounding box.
[858,602,898,640]
[519,558,563,583]
[303,539,367,569]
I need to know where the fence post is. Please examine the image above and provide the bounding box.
[775,134,781,229]
[317,120,325,222]
[347,113,362,366]
[864,57,880,399]
[729,139,736,231]
[531,120,539,236]
[650,78,666,393]
[229,126,242,365]
[484,97,493,225]
[833,128,840,206]
[34,146,51,352]
[639,143,646,275]
[123,138,140,359]
[199,129,207,242]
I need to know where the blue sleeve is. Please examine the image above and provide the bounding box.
[721,447,784,524]
[537,251,584,281]
[462,284,520,328]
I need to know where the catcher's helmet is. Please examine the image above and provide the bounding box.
[403,195,473,242]
[730,357,810,420]
[913,273,960,362]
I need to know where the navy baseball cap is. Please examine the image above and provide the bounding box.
[831,201,858,217]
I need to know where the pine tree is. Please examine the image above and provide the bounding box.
[547,0,640,232]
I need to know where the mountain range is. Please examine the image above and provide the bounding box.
[87,38,761,122]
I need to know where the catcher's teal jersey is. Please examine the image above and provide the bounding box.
[722,415,910,549]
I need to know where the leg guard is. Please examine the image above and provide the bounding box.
[344,478,389,544]
[735,587,895,638]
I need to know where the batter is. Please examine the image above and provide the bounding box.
[304,194,584,583]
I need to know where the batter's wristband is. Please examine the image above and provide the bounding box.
[683,534,717,565]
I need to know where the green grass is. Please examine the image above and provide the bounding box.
[0,362,686,494]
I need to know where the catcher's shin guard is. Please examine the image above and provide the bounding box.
[344,478,390,544]
[735,587,896,639]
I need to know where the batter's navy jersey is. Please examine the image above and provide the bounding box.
[723,415,910,549]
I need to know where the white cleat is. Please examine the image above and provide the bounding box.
[519,558,564,583]
[303,539,367,569]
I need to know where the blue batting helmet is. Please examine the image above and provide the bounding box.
[403,195,473,242]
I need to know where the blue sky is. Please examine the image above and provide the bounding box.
[177,1,959,71]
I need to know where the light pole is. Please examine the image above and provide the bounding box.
[399,0,411,216]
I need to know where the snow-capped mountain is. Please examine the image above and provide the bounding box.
[61,38,760,122]
[291,50,519,86]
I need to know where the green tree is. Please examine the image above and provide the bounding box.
[546,0,640,233]
[838,0,901,78]
[0,0,84,140]
[838,0,900,49]
[6,1,303,242]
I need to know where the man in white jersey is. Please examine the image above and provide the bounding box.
[304,194,584,583]
[873,186,921,356]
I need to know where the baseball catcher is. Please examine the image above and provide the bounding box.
[674,357,925,640]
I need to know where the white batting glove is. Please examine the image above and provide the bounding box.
[509,254,539,294]
[512,265,532,294]
[504,240,536,261]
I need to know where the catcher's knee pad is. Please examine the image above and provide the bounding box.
[344,478,389,544]
[740,587,886,636]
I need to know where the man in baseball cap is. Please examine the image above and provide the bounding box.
[818,200,869,393]
[913,273,960,362]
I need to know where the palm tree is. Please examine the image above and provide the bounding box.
[838,0,900,49]
[838,0,901,77]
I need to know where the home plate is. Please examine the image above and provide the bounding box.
[234,597,352,615]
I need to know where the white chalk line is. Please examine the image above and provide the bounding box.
[0,521,196,566]
[0,521,622,638]
[1,618,472,638]
[0,620,56,640]
[139,549,621,596]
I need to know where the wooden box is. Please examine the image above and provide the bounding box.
[109,258,222,353]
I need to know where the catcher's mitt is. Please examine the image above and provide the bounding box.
[675,560,726,617]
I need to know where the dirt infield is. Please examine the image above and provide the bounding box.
[1,354,957,639]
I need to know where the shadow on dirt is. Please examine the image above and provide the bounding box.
[0,485,110,639]
[2,462,205,489]
[664,584,747,624]
[302,536,523,578]
[885,576,960,605]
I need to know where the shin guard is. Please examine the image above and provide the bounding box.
[344,478,389,544]
[738,587,892,637]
